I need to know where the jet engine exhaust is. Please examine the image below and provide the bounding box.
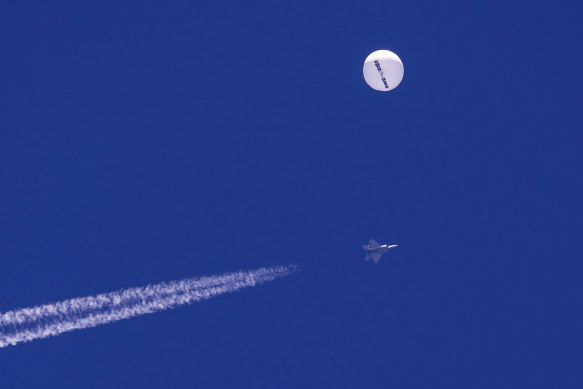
[0,265,296,348]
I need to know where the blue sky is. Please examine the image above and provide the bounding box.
[1,1,581,387]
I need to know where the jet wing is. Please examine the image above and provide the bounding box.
[368,239,380,248]
[370,253,383,263]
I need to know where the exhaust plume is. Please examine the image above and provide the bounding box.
[0,265,296,348]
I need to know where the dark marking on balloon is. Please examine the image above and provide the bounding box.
[374,60,389,89]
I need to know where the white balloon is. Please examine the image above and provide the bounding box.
[363,50,404,91]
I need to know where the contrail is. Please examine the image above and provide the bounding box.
[0,265,296,348]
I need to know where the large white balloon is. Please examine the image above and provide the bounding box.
[363,50,404,91]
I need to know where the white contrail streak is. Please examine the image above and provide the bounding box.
[0,265,296,348]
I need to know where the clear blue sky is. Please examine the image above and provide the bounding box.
[1,1,581,387]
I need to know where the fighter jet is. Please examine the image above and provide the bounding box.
[363,239,398,263]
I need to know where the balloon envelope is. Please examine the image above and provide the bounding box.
[363,50,404,91]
